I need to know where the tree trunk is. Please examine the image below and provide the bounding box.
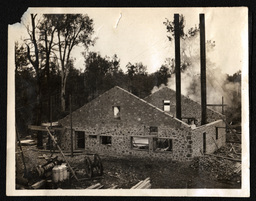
[46,54,51,121]
[61,84,66,112]
[26,14,43,148]
[36,79,43,148]
[61,72,67,112]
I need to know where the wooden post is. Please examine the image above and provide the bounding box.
[174,13,181,120]
[222,96,224,114]
[50,95,53,128]
[200,14,207,125]
[69,95,73,157]
[16,126,27,177]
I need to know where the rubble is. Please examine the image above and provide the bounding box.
[191,143,241,183]
[16,139,241,189]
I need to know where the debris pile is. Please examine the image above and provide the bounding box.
[215,143,241,159]
[191,143,241,184]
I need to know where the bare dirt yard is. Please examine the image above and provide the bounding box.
[16,142,241,189]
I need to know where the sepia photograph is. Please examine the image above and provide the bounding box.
[7,7,249,196]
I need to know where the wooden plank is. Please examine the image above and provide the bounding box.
[35,149,83,154]
[217,126,241,129]
[205,154,241,162]
[230,143,237,154]
[139,181,151,189]
[45,127,80,183]
[31,180,46,189]
[141,183,151,189]
[28,125,64,132]
[41,122,59,127]
[109,185,118,189]
[131,180,144,189]
[97,185,104,189]
[20,139,36,146]
[86,183,101,189]
[207,104,227,106]
[131,178,150,189]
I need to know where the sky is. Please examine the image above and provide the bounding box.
[13,7,248,75]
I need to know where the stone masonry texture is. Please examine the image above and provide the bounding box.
[58,86,226,161]
[144,87,224,126]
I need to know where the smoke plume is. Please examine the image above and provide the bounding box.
[161,32,241,114]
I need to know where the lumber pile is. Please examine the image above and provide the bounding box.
[131,177,151,189]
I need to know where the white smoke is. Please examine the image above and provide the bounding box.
[164,32,240,113]
[151,84,167,94]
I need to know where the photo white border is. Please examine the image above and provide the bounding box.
[6,7,250,197]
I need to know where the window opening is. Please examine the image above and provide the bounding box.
[75,131,85,149]
[131,137,149,150]
[101,136,112,145]
[113,106,120,119]
[89,135,97,139]
[163,100,171,112]
[150,126,158,133]
[153,138,173,152]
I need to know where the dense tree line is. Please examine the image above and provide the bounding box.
[15,13,241,136]
[15,43,172,135]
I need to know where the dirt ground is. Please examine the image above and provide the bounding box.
[16,142,241,189]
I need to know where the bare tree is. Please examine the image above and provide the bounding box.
[25,14,44,147]
[26,14,42,126]
[38,15,58,120]
[55,14,94,111]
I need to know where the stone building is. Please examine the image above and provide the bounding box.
[58,86,226,161]
[144,86,223,126]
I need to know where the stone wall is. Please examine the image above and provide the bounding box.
[59,124,193,161]
[58,86,225,161]
[191,120,226,157]
[58,86,194,161]
[59,86,188,130]
[144,87,224,126]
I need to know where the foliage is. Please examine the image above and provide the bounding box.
[225,71,241,124]
[15,13,241,136]
[53,14,95,111]
[163,14,185,41]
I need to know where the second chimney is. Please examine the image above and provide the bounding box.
[200,13,207,125]
[174,14,181,120]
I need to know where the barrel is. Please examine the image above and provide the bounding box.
[59,165,64,182]
[61,164,68,180]
[52,166,59,183]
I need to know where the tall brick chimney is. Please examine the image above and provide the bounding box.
[200,14,207,125]
[174,14,181,120]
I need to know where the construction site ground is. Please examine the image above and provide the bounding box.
[16,140,241,189]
